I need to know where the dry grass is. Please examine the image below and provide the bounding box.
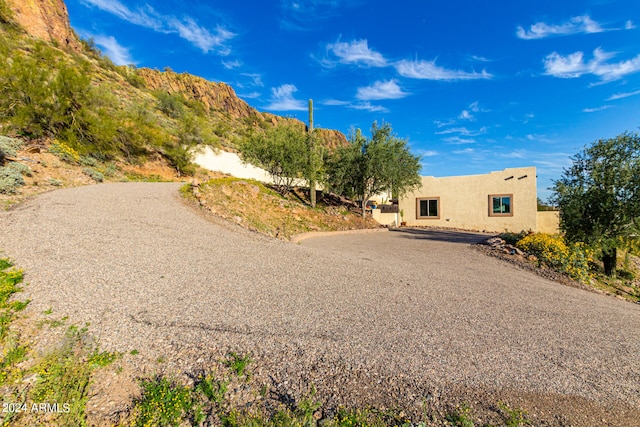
[195,176,382,240]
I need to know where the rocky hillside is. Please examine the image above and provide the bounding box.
[0,0,346,167]
[4,0,80,51]
[138,67,346,149]
[138,67,259,121]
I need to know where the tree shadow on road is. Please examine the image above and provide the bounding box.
[389,228,489,244]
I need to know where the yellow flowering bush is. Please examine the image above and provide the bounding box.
[516,233,593,283]
[49,141,80,163]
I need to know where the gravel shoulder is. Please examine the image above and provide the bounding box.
[1,183,639,426]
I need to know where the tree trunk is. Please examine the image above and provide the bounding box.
[362,199,367,220]
[310,180,316,208]
[602,247,617,276]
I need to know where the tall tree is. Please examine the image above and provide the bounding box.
[551,132,640,276]
[326,121,421,219]
[240,122,308,195]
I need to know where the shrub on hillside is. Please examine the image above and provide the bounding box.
[50,141,80,163]
[0,136,22,159]
[516,233,593,283]
[0,164,26,194]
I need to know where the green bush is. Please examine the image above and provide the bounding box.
[498,231,529,246]
[0,162,32,193]
[83,167,104,182]
[132,377,194,427]
[0,136,22,158]
[155,91,186,119]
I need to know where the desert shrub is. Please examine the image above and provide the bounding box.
[117,66,146,88]
[0,136,22,158]
[79,156,98,167]
[6,162,31,177]
[499,230,529,245]
[0,166,25,193]
[82,167,104,182]
[155,91,185,119]
[102,162,118,177]
[163,142,195,176]
[50,141,80,163]
[516,233,593,282]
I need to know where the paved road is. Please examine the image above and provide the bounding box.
[1,183,639,425]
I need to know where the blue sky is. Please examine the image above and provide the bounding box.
[66,0,640,200]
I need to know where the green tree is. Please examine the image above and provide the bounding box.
[326,122,421,219]
[551,132,640,276]
[240,123,308,195]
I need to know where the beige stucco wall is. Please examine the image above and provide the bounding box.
[398,167,538,233]
[536,211,560,234]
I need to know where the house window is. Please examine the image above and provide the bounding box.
[416,197,440,219]
[489,194,513,217]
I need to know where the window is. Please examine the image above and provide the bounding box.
[489,194,513,217]
[416,197,440,219]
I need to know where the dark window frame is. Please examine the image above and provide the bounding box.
[489,194,513,217]
[416,197,440,219]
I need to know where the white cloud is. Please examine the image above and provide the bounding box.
[453,148,475,154]
[93,35,135,65]
[543,48,640,81]
[435,126,487,136]
[458,110,474,120]
[582,105,613,113]
[356,80,409,101]
[415,149,438,157]
[240,73,264,87]
[457,102,488,120]
[434,119,456,128]
[81,0,234,54]
[279,0,343,31]
[322,99,350,106]
[625,20,636,30]
[239,91,261,99]
[222,59,241,69]
[395,58,492,80]
[443,136,476,145]
[516,15,605,40]
[81,0,160,28]
[526,134,556,144]
[264,84,307,111]
[499,149,527,159]
[325,38,387,67]
[470,55,493,63]
[348,102,389,112]
[321,99,388,112]
[607,89,640,100]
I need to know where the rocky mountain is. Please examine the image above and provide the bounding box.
[4,0,81,51]
[137,68,346,149]
[138,68,258,121]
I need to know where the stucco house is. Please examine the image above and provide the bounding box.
[373,166,559,233]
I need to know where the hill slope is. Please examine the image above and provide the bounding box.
[0,0,346,173]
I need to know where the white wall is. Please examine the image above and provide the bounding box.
[192,147,274,183]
